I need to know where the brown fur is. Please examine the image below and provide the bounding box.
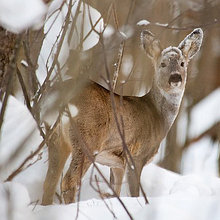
[42,28,203,205]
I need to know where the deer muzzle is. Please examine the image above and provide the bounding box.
[168,73,182,87]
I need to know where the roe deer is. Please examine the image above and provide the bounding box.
[42,28,203,205]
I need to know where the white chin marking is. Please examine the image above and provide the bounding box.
[171,81,181,88]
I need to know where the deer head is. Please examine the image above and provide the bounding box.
[141,28,203,95]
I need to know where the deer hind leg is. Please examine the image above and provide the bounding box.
[61,151,91,204]
[42,131,71,205]
[95,150,125,197]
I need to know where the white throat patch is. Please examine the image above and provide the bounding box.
[159,87,184,106]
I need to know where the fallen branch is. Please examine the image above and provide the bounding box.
[182,121,220,152]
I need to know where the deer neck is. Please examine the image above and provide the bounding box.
[146,79,184,132]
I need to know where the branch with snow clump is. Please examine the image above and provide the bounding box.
[0,0,47,33]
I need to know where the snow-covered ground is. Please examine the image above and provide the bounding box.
[1,158,220,220]
[0,93,220,220]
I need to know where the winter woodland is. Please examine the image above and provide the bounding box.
[0,0,220,219]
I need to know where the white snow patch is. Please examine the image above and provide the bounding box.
[119,25,134,39]
[36,0,103,84]
[0,0,47,33]
[189,88,220,138]
[170,174,212,196]
[141,164,180,197]
[121,54,133,77]
[68,104,78,117]
[155,22,168,27]
[0,182,33,220]
[119,31,128,40]
[181,138,219,176]
[1,163,220,220]
[161,46,182,56]
[103,25,115,38]
[21,60,28,67]
[179,89,220,176]
[137,20,150,26]
[0,96,43,180]
[0,85,220,220]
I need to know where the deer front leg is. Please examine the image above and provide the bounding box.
[126,158,144,197]
[42,131,71,205]
[110,167,125,196]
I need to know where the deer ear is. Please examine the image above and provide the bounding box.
[178,28,203,60]
[141,30,161,60]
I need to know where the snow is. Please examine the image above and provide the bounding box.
[137,20,150,26]
[181,88,220,176]
[155,22,168,27]
[0,96,43,180]
[0,0,47,33]
[21,60,29,67]
[121,55,133,77]
[161,46,183,57]
[68,104,78,117]
[0,94,219,220]
[0,91,217,219]
[1,163,220,219]
[119,25,134,39]
[36,0,103,85]
[0,2,219,220]
[0,182,33,220]
[189,88,220,138]
[103,25,115,38]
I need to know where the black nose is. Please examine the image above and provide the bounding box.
[169,74,182,85]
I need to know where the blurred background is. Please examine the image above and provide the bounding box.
[0,0,220,183]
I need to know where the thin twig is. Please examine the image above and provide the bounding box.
[125,0,136,25]
[112,41,125,91]
[67,0,82,45]
[94,175,117,219]
[112,2,119,30]
[66,108,133,220]
[181,121,220,152]
[16,67,32,113]
[0,128,35,175]
[99,33,149,204]
[147,19,220,31]
[82,4,105,48]
[23,39,40,95]
[4,113,61,182]
[34,0,75,105]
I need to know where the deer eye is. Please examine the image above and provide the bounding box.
[181,62,184,67]
[161,62,166,68]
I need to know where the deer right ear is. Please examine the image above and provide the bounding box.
[141,30,161,60]
[178,28,203,60]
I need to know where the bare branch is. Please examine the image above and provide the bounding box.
[66,107,134,220]
[182,121,220,152]
[4,113,61,181]
[99,33,149,204]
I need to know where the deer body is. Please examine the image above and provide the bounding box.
[42,28,203,205]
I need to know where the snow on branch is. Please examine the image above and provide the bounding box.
[0,0,47,33]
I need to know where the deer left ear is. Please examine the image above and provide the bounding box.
[141,30,162,60]
[178,28,203,60]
